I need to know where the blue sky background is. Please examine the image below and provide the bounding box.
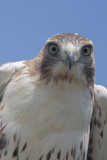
[0,0,107,87]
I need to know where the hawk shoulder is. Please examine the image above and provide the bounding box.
[0,61,25,102]
[88,85,107,160]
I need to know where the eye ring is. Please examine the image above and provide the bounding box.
[48,43,59,55]
[81,45,92,56]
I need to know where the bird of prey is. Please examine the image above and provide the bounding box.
[0,33,103,160]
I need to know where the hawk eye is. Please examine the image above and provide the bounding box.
[81,46,91,56]
[48,44,59,55]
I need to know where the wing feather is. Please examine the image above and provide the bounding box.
[88,85,107,160]
[0,61,25,102]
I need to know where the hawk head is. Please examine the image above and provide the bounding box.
[37,33,95,86]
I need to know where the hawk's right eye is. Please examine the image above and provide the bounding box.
[48,44,59,55]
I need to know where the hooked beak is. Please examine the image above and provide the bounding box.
[65,54,74,70]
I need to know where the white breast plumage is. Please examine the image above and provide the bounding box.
[0,33,96,160]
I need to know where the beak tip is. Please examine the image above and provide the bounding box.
[66,55,74,70]
[69,63,72,70]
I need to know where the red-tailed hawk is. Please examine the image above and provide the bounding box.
[0,33,95,160]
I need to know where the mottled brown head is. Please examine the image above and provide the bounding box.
[37,33,95,86]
